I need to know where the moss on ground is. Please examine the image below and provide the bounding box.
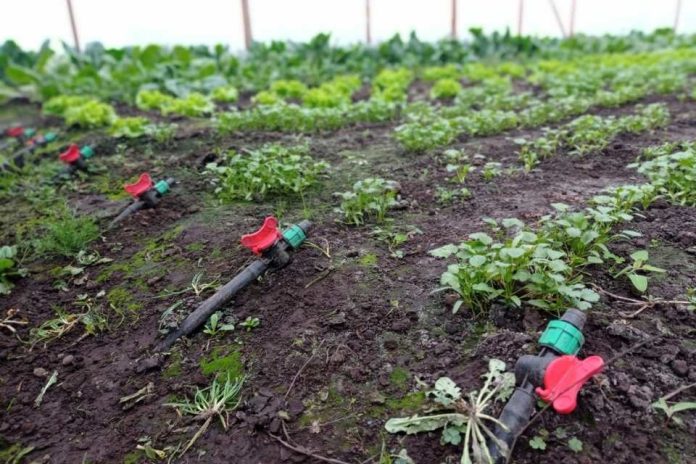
[200,347,244,378]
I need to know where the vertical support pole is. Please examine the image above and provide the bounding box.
[65,0,81,53]
[674,0,682,32]
[569,0,577,36]
[451,0,457,39]
[548,0,567,38]
[517,0,524,36]
[241,0,253,50]
[365,0,372,45]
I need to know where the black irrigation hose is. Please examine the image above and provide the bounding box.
[156,259,270,352]
[108,200,145,230]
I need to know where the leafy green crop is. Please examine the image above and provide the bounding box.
[430,78,462,100]
[136,89,175,111]
[0,245,27,295]
[161,92,214,117]
[632,148,696,205]
[205,143,327,201]
[336,178,400,225]
[109,116,151,138]
[211,85,239,103]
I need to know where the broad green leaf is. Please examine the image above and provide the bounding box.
[384,413,467,434]
[629,273,648,293]
[468,232,493,245]
[630,250,649,262]
[429,244,459,258]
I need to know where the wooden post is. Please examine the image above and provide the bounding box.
[451,0,457,39]
[674,0,682,32]
[241,0,253,50]
[569,0,577,36]
[365,0,372,45]
[517,0,524,36]
[65,0,81,53]
[548,0,567,38]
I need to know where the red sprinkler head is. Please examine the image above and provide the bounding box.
[59,144,81,164]
[535,355,604,414]
[241,216,282,255]
[124,173,155,198]
[6,127,24,138]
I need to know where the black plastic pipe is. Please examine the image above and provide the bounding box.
[156,259,269,351]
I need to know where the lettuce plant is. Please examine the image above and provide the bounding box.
[109,116,150,138]
[430,78,462,100]
[64,100,117,128]
[162,92,214,117]
[135,89,174,111]
[211,85,239,103]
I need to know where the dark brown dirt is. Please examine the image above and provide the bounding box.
[0,95,695,464]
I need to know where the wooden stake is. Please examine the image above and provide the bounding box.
[517,0,524,36]
[241,0,253,50]
[674,0,683,32]
[548,0,567,38]
[365,0,372,45]
[65,0,81,53]
[451,0,457,39]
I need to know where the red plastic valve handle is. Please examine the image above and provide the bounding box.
[535,355,604,414]
[6,126,24,138]
[124,173,154,198]
[241,216,282,255]
[59,144,81,164]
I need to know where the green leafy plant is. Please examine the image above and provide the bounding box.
[385,359,514,464]
[211,85,239,103]
[0,245,27,295]
[431,78,462,100]
[136,89,175,111]
[652,393,696,426]
[65,100,117,127]
[613,250,665,293]
[43,95,92,116]
[203,311,235,336]
[205,143,327,201]
[109,116,150,138]
[336,178,400,225]
[165,375,245,454]
[162,92,214,117]
[239,316,260,331]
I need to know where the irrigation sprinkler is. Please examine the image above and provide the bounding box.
[0,126,36,151]
[108,173,175,229]
[487,308,604,463]
[0,132,58,172]
[155,216,311,352]
[57,143,94,176]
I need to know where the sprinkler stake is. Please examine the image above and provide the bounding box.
[108,173,175,229]
[0,132,57,172]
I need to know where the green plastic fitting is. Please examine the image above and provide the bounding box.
[538,319,584,355]
[80,145,94,158]
[154,180,170,195]
[44,132,57,142]
[282,224,307,249]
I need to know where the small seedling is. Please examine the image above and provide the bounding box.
[0,245,28,295]
[34,370,58,407]
[652,384,696,426]
[165,375,245,455]
[240,316,260,331]
[613,250,665,293]
[203,311,235,336]
[336,178,400,226]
